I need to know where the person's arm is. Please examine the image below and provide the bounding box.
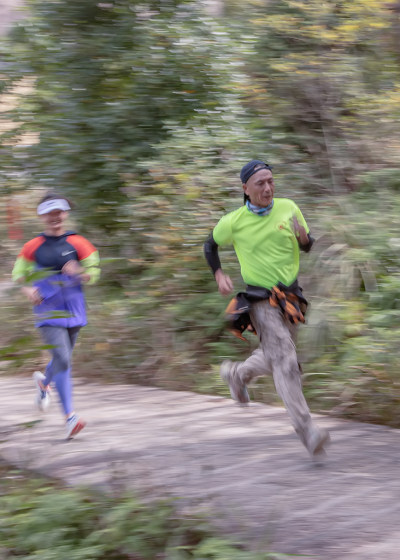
[65,235,100,284]
[298,233,314,253]
[292,214,314,253]
[12,245,43,304]
[203,233,233,295]
[79,250,100,284]
[61,260,91,283]
[204,232,221,274]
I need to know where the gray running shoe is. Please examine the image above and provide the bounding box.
[220,360,250,405]
[308,428,331,458]
[33,371,51,412]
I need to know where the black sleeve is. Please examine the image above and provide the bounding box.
[299,233,314,253]
[203,232,221,275]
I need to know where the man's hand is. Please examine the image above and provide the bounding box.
[215,269,234,296]
[62,260,90,282]
[292,215,309,246]
[21,286,43,305]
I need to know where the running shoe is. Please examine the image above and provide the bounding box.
[220,360,250,405]
[65,414,86,439]
[308,428,331,459]
[33,371,51,412]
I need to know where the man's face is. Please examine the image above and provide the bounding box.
[243,168,275,207]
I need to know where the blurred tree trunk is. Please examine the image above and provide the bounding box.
[201,0,224,17]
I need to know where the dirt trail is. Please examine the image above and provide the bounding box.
[1,375,400,560]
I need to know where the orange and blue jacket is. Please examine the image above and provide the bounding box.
[12,231,100,328]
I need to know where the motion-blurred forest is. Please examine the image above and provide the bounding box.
[1,0,400,427]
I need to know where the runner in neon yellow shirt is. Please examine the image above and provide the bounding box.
[204,160,330,460]
[212,198,309,289]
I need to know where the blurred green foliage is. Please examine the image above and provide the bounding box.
[0,463,279,559]
[1,0,400,427]
[299,189,400,427]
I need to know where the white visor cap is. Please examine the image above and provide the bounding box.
[37,199,71,215]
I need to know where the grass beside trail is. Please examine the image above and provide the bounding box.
[0,462,284,560]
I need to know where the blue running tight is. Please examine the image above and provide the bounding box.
[38,326,81,416]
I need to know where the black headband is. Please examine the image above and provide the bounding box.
[240,159,272,184]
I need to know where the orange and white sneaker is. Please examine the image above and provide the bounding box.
[33,371,51,412]
[65,414,86,439]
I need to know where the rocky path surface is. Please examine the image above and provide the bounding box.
[1,375,400,559]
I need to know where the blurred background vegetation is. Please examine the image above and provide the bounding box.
[1,0,400,427]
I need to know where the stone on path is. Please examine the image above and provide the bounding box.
[1,375,400,559]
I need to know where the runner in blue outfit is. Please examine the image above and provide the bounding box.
[12,193,100,439]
